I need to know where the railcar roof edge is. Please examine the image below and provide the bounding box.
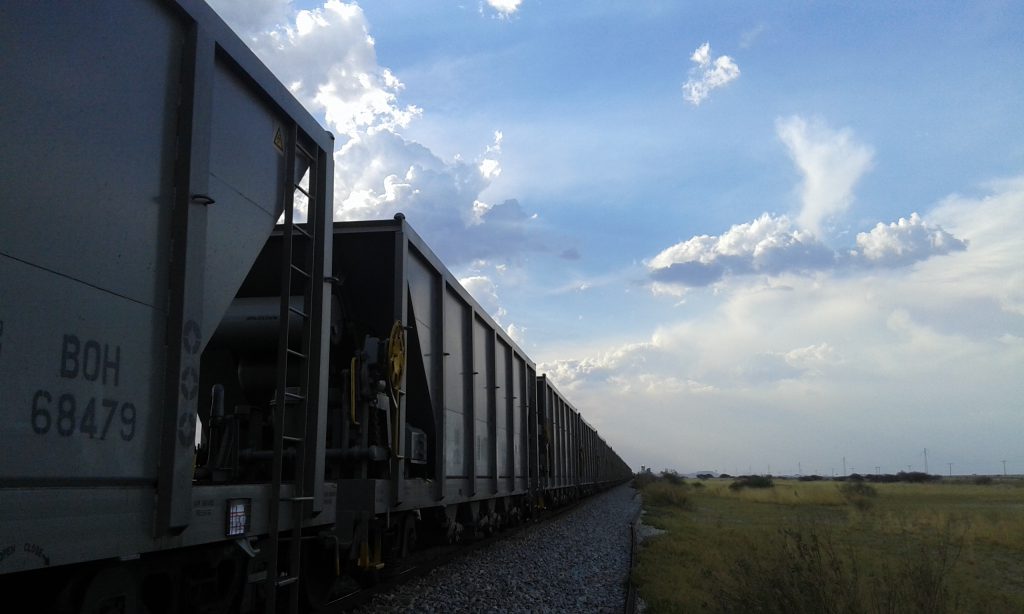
[171,0,335,153]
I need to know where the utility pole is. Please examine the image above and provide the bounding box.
[947,462,953,478]
[843,457,847,476]
[924,448,929,474]
[875,466,881,474]
[1003,460,1008,476]
[798,462,802,476]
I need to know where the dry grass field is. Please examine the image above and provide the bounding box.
[633,474,1024,613]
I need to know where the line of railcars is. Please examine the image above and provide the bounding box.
[0,0,630,612]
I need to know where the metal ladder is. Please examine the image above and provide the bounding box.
[266,124,321,614]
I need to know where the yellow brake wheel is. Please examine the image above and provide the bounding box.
[387,321,405,396]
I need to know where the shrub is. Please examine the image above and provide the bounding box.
[839,481,877,498]
[633,470,658,489]
[897,471,938,483]
[643,481,689,508]
[729,475,774,491]
[660,470,685,485]
[838,480,877,511]
[973,475,993,485]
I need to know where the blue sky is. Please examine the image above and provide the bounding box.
[209,0,1023,476]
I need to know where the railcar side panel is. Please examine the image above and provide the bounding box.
[0,0,336,578]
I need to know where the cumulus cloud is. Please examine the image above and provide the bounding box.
[211,0,421,140]
[506,322,526,344]
[208,1,541,266]
[541,340,664,391]
[644,116,967,291]
[460,275,500,313]
[682,42,740,106]
[484,0,523,17]
[336,131,535,263]
[854,212,967,266]
[646,211,967,290]
[777,116,874,237]
[647,214,836,287]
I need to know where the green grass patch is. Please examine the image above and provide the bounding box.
[633,477,1024,613]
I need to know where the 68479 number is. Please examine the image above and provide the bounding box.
[31,390,136,441]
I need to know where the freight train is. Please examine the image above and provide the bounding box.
[0,1,631,612]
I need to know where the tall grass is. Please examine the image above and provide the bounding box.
[702,478,848,506]
[633,477,1024,613]
[712,520,968,614]
[641,480,689,508]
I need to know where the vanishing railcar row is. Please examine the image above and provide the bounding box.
[0,1,630,612]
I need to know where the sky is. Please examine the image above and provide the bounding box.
[207,0,1024,477]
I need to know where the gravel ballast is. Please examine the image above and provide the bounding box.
[357,483,641,613]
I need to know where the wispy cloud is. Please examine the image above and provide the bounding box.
[644,116,967,290]
[777,116,874,237]
[739,24,767,49]
[682,42,740,106]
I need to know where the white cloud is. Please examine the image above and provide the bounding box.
[647,214,836,287]
[646,209,967,290]
[478,130,503,179]
[459,274,527,345]
[927,176,1024,317]
[682,42,740,106]
[776,116,874,237]
[646,116,969,290]
[208,0,292,37]
[506,322,526,344]
[547,176,1024,474]
[740,24,767,49]
[784,342,838,373]
[484,0,523,17]
[854,212,967,266]
[645,116,968,291]
[211,0,421,140]
[460,275,500,313]
[209,1,541,267]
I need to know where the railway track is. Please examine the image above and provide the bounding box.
[315,498,588,613]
